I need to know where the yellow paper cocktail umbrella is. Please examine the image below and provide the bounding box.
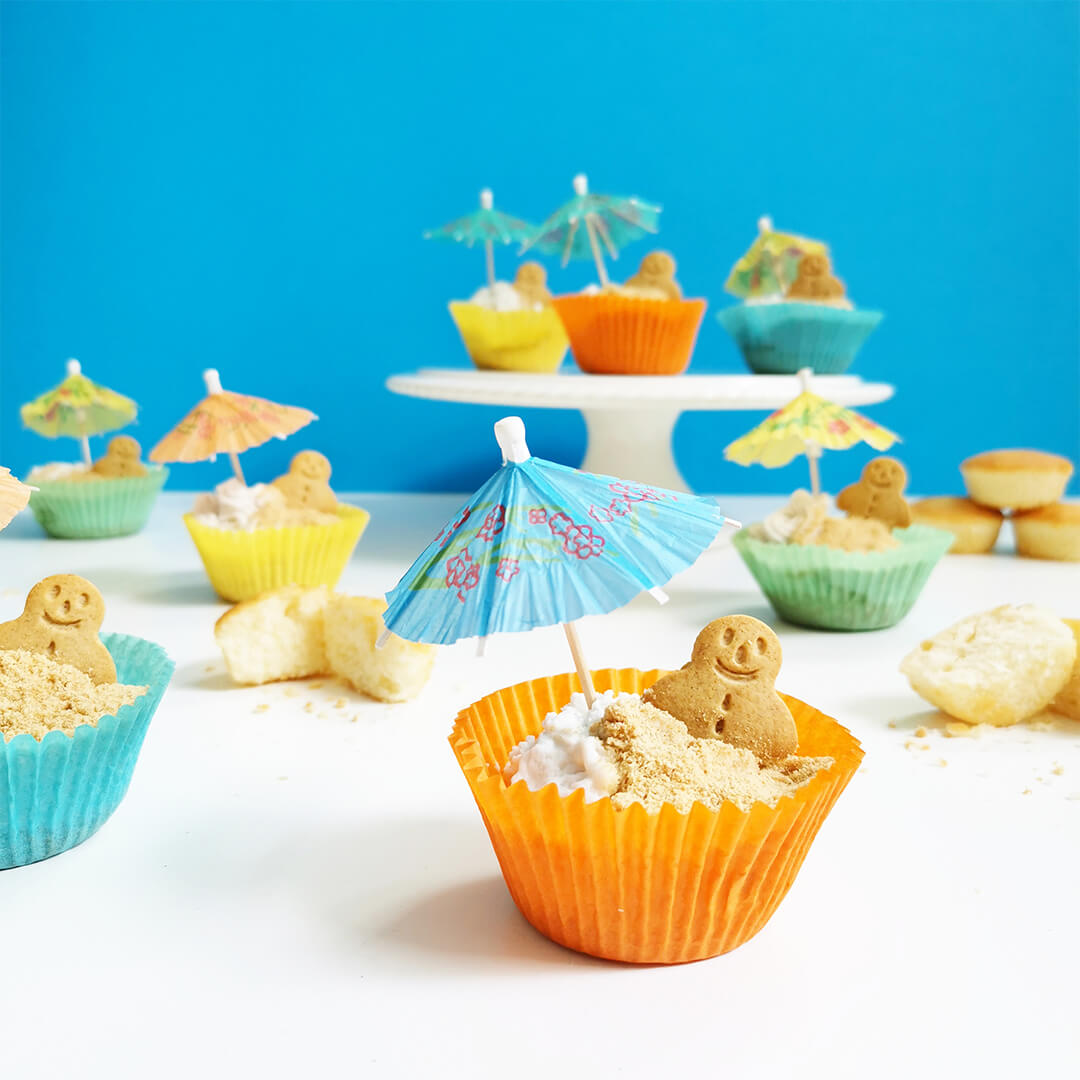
[725,369,898,493]
[150,369,317,484]
[20,359,138,465]
[0,467,32,532]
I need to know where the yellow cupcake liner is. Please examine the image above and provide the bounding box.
[184,505,369,602]
[450,668,863,964]
[448,302,568,372]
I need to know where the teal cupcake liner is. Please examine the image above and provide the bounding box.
[733,525,952,631]
[28,467,168,538]
[717,303,883,375]
[0,633,174,868]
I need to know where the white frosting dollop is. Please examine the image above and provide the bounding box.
[467,281,541,312]
[749,489,829,544]
[192,478,279,531]
[26,462,90,482]
[504,690,632,802]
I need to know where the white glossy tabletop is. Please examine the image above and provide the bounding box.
[2,494,1077,1079]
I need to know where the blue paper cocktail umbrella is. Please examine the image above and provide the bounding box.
[380,417,739,704]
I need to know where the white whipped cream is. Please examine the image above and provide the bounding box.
[749,490,829,544]
[26,462,90,482]
[192,478,279,530]
[504,690,632,802]
[467,281,541,312]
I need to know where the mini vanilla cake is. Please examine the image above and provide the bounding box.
[214,586,434,703]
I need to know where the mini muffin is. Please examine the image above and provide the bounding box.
[960,450,1074,510]
[1051,619,1080,722]
[910,497,1004,554]
[1013,503,1080,561]
[900,604,1076,726]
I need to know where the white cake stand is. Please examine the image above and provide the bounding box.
[386,369,895,490]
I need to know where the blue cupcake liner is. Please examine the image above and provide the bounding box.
[28,467,168,539]
[718,303,883,375]
[0,633,174,868]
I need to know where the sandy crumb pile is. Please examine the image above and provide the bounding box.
[0,649,147,741]
[594,697,832,814]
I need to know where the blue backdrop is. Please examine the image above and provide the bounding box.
[2,1,1077,495]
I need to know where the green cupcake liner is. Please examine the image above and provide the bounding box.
[717,303,883,375]
[733,525,952,631]
[28,467,168,538]
[0,633,174,868]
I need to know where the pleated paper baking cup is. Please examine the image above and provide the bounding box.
[552,294,707,375]
[27,467,168,539]
[717,303,883,375]
[450,668,862,964]
[184,505,370,602]
[733,525,952,631]
[448,302,568,372]
[0,633,174,869]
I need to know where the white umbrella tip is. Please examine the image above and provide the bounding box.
[480,188,494,209]
[203,368,224,394]
[757,215,774,233]
[494,416,530,463]
[573,174,588,196]
[66,358,81,375]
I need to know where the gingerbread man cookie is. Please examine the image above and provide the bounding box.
[836,457,911,530]
[786,252,846,302]
[91,435,148,478]
[514,262,553,306]
[644,615,797,761]
[0,575,116,684]
[624,251,682,300]
[271,451,338,514]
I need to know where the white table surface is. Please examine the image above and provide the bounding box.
[3,493,1078,1079]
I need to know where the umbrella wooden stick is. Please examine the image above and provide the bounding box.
[64,361,94,465]
[797,369,821,495]
[203,368,246,485]
[585,218,609,287]
[480,189,496,290]
[562,622,596,708]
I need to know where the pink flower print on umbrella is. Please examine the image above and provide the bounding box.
[610,481,666,504]
[446,547,481,602]
[528,507,547,525]
[828,419,850,435]
[588,503,615,524]
[436,507,471,548]
[561,523,605,560]
[495,557,520,583]
[477,504,506,542]
[548,512,573,536]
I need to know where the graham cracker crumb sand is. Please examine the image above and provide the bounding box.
[915,726,928,738]
[594,698,832,814]
[0,649,146,742]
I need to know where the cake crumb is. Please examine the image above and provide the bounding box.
[309,681,324,691]
[887,721,897,729]
[253,703,270,714]
[334,698,347,709]
[303,702,314,713]
[283,687,298,699]
[914,726,928,738]
[593,698,832,814]
[1022,788,1032,795]
[0,649,146,741]
[204,664,215,673]
[936,758,948,767]
[350,715,359,723]
[1052,763,1065,776]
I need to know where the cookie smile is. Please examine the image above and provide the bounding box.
[43,613,82,627]
[715,661,757,680]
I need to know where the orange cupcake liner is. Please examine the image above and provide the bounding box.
[450,668,863,964]
[551,294,707,375]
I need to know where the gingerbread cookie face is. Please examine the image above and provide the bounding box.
[514,262,552,305]
[271,451,338,514]
[644,615,797,761]
[0,574,116,684]
[786,252,845,301]
[625,250,682,300]
[836,456,911,530]
[92,435,147,478]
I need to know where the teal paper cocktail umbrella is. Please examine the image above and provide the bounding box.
[380,417,738,706]
[521,174,661,286]
[425,189,536,290]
